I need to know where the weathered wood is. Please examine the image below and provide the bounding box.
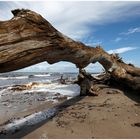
[0,9,140,90]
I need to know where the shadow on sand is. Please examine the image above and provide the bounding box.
[109,80,140,104]
[0,96,85,139]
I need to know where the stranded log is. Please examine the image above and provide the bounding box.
[0,9,140,90]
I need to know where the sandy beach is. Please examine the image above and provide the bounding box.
[0,73,140,139]
[22,90,140,139]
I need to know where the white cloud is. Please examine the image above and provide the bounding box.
[114,27,140,43]
[85,63,104,73]
[107,47,137,54]
[0,1,140,40]
[84,36,102,46]
[120,27,140,35]
[1,1,139,72]
[114,37,122,42]
[18,62,79,73]
[19,61,104,73]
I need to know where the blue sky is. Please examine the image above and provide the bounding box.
[0,1,140,73]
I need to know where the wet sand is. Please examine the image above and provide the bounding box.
[1,86,140,138]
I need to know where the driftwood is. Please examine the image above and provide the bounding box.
[76,70,122,96]
[0,9,140,91]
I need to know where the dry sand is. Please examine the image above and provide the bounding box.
[1,86,140,139]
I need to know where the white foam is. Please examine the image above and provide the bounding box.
[34,74,51,77]
[0,76,28,80]
[30,83,80,97]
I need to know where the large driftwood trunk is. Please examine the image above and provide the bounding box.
[0,9,140,91]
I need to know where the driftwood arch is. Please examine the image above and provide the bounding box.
[0,9,140,91]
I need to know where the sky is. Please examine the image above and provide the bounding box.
[0,1,140,73]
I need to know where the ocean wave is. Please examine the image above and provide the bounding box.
[15,82,80,97]
[33,74,51,77]
[0,82,80,99]
[0,76,28,80]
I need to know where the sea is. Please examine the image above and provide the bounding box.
[0,72,80,136]
[0,72,78,87]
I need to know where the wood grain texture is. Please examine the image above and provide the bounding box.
[0,9,140,90]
